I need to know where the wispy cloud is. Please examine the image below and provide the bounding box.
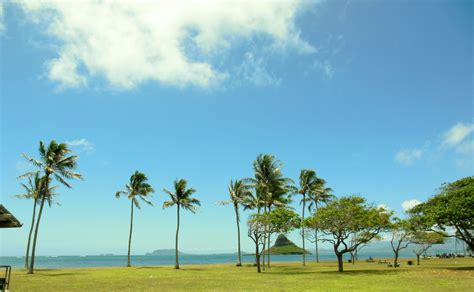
[394,148,423,165]
[442,122,474,148]
[235,52,281,87]
[66,138,94,153]
[401,199,421,211]
[313,60,334,78]
[14,0,319,90]
[0,2,5,34]
[395,122,473,168]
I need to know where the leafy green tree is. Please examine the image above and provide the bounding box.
[163,179,200,269]
[409,176,474,250]
[307,196,392,272]
[247,208,300,273]
[15,174,58,269]
[21,140,82,274]
[389,218,415,268]
[116,171,154,267]
[411,231,445,265]
[266,207,301,235]
[219,179,252,266]
[247,213,270,273]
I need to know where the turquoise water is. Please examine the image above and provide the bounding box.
[0,251,417,269]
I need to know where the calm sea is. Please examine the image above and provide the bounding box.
[0,251,424,269]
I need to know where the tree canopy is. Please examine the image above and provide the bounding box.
[409,176,474,250]
[307,196,392,271]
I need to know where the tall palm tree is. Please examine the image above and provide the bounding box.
[249,154,293,269]
[115,171,154,267]
[163,179,200,269]
[219,179,252,266]
[298,169,324,266]
[15,174,58,269]
[306,177,333,263]
[21,140,82,274]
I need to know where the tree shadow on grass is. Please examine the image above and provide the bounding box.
[318,269,405,275]
[37,273,77,277]
[432,266,474,271]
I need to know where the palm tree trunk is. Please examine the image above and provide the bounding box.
[28,194,46,274]
[234,204,242,266]
[302,194,306,266]
[315,228,319,263]
[175,205,180,269]
[25,199,38,269]
[315,205,319,263]
[127,199,134,267]
[256,242,261,273]
[28,173,50,275]
[267,205,271,269]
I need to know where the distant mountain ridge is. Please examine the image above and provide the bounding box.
[145,249,187,256]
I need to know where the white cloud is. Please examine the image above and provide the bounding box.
[0,2,5,34]
[401,199,421,211]
[456,140,474,155]
[66,138,94,152]
[442,122,474,148]
[235,52,281,87]
[394,148,423,165]
[377,204,391,214]
[313,59,334,78]
[15,0,318,90]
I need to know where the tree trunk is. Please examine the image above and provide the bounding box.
[315,228,319,263]
[337,253,344,272]
[267,205,271,269]
[234,204,242,267]
[302,194,306,266]
[28,194,46,274]
[256,243,261,273]
[416,254,420,266]
[25,199,38,269]
[351,252,355,265]
[127,199,134,267]
[394,252,399,268]
[175,205,180,269]
[267,233,271,269]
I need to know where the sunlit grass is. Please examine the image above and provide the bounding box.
[10,257,474,291]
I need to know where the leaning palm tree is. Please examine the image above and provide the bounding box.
[218,179,252,266]
[15,174,58,269]
[306,179,333,263]
[163,179,200,269]
[115,171,154,267]
[21,140,82,274]
[297,169,324,266]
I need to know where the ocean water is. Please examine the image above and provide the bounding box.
[0,251,421,269]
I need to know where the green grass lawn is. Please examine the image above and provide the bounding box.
[9,257,474,291]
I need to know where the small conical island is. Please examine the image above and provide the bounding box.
[266,234,311,255]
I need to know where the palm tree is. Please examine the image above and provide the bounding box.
[21,140,82,274]
[249,154,293,269]
[163,179,200,269]
[298,169,324,266]
[15,173,58,269]
[306,177,333,263]
[115,171,154,267]
[219,179,252,266]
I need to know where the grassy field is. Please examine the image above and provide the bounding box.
[9,257,474,291]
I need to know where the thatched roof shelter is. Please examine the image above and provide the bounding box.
[0,204,22,228]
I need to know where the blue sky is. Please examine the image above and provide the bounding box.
[1,0,472,256]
